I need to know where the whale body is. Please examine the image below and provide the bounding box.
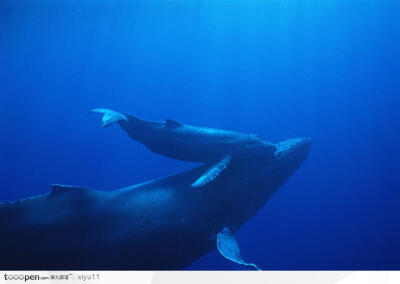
[90,109,277,187]
[0,137,312,270]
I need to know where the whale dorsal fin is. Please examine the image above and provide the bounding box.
[217,227,261,271]
[191,154,232,188]
[165,118,182,128]
[51,184,93,194]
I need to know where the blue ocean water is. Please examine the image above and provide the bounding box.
[0,0,399,270]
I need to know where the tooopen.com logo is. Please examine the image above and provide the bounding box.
[4,274,40,282]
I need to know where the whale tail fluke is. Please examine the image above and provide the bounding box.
[89,108,128,128]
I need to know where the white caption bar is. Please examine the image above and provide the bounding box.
[1,271,400,284]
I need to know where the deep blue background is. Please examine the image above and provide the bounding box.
[1,1,399,269]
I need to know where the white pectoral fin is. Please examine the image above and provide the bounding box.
[89,108,128,127]
[217,227,261,271]
[191,154,232,188]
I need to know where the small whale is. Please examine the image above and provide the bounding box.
[90,108,277,187]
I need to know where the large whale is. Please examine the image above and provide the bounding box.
[90,109,277,187]
[0,136,312,270]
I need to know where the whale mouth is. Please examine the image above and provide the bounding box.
[274,137,313,159]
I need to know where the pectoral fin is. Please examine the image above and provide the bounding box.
[191,155,232,188]
[89,108,128,127]
[217,227,261,271]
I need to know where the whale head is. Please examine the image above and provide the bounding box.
[275,137,313,160]
[242,137,313,202]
